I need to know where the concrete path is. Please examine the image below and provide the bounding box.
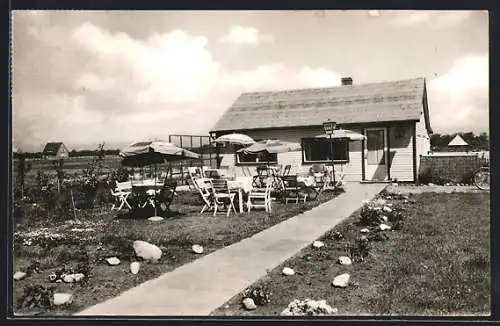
[75,183,385,316]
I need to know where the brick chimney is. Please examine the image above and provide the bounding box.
[341,77,353,86]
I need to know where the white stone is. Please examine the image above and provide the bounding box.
[130,262,140,274]
[63,274,75,283]
[73,273,85,282]
[332,273,350,288]
[360,228,370,234]
[242,298,257,310]
[192,244,204,254]
[383,206,392,213]
[147,216,164,222]
[379,223,391,231]
[428,183,435,186]
[338,256,352,265]
[381,215,388,222]
[53,293,73,306]
[280,298,337,316]
[404,199,409,203]
[106,257,121,266]
[282,267,295,276]
[133,240,162,262]
[13,271,27,281]
[312,241,325,248]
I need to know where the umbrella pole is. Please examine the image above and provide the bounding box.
[154,163,158,217]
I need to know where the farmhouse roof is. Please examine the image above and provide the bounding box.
[211,77,432,133]
[42,142,64,155]
[448,135,469,146]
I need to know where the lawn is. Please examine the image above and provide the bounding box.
[12,188,343,316]
[212,189,490,316]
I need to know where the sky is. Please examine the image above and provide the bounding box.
[11,10,489,152]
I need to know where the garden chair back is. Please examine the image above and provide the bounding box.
[155,179,177,216]
[247,179,273,213]
[195,178,213,214]
[210,179,237,217]
[281,165,292,178]
[282,175,308,204]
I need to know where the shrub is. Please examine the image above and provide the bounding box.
[18,285,55,310]
[243,285,272,306]
[418,168,447,185]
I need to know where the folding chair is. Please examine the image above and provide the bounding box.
[195,178,213,214]
[156,179,177,216]
[282,175,308,204]
[211,179,237,217]
[252,165,269,187]
[247,181,272,213]
[110,181,132,211]
[187,167,202,191]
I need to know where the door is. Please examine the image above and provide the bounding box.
[364,128,388,181]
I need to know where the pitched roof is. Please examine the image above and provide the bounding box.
[42,142,64,155]
[211,78,430,132]
[448,135,469,146]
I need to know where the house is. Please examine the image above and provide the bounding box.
[210,77,432,182]
[42,142,69,160]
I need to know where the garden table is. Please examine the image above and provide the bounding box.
[131,182,163,209]
[227,177,253,213]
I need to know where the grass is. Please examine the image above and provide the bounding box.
[12,188,343,316]
[212,191,490,316]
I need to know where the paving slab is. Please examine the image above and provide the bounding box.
[75,183,385,316]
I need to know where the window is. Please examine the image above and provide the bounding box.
[236,151,278,165]
[302,138,349,163]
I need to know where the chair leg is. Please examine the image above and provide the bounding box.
[123,195,132,209]
[231,197,237,215]
[213,200,218,216]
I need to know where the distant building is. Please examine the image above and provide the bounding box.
[42,142,69,160]
[447,135,469,152]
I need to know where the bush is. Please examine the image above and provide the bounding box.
[18,285,55,310]
[243,285,272,306]
[418,168,447,185]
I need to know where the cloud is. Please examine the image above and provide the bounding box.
[391,10,472,27]
[12,18,339,151]
[220,25,273,45]
[427,53,488,133]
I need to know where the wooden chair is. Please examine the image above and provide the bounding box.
[247,181,273,213]
[252,165,269,187]
[187,167,202,191]
[195,178,213,214]
[282,175,308,204]
[156,179,177,216]
[110,181,132,211]
[210,179,237,217]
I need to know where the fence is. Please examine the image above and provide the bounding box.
[168,134,218,185]
[418,153,487,184]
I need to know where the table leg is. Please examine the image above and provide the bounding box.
[239,188,243,213]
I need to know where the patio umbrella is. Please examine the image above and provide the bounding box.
[238,139,301,168]
[238,139,301,155]
[315,129,366,141]
[119,141,200,218]
[214,133,255,146]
